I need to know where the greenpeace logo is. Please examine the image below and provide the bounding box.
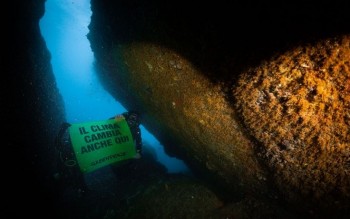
[90,152,127,166]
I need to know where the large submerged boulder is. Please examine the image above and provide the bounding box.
[88,0,276,199]
[88,0,350,217]
[234,35,350,213]
[93,42,270,199]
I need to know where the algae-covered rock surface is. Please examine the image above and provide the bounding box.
[105,175,296,219]
[234,35,350,213]
[106,42,269,197]
[88,0,350,217]
[9,0,350,217]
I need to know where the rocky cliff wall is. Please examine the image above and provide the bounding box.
[5,0,66,217]
[88,0,350,217]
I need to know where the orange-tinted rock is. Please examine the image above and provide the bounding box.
[107,42,270,198]
[88,1,350,216]
[234,35,350,212]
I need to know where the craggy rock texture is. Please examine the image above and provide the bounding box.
[88,0,350,217]
[104,43,270,198]
[110,175,225,219]
[10,0,349,218]
[234,35,350,214]
[106,175,296,219]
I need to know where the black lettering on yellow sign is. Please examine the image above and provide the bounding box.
[115,136,129,144]
[84,129,122,143]
[81,139,113,154]
[80,135,131,154]
[90,123,120,132]
[79,127,89,134]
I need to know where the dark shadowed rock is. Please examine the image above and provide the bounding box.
[6,0,66,217]
[87,0,350,218]
[105,174,296,219]
[234,34,350,216]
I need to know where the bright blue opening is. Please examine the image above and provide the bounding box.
[39,0,189,174]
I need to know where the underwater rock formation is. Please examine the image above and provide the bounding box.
[107,174,296,219]
[9,0,349,217]
[6,0,66,217]
[234,35,350,213]
[91,41,270,199]
[88,0,350,217]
